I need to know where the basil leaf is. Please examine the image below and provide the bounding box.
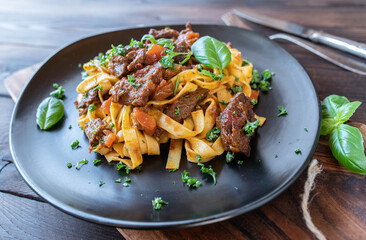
[329,124,366,174]
[336,101,362,124]
[321,95,361,135]
[36,97,64,130]
[191,36,231,72]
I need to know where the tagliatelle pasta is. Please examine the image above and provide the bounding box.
[75,25,266,171]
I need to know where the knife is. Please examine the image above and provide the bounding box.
[233,9,366,60]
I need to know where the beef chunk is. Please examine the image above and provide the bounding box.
[216,93,256,157]
[75,87,99,116]
[174,22,199,62]
[149,28,180,40]
[165,87,209,122]
[127,48,146,72]
[84,119,111,148]
[163,64,182,80]
[108,51,136,78]
[151,80,174,101]
[109,64,164,106]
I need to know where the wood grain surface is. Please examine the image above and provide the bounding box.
[1,0,366,239]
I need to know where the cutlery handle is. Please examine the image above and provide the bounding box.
[309,31,366,59]
[270,33,366,75]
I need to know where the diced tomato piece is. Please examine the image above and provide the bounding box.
[101,97,112,115]
[250,90,259,101]
[145,44,165,65]
[133,107,157,136]
[105,132,117,148]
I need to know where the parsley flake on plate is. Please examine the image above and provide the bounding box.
[152,197,168,210]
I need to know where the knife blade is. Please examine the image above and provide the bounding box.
[233,9,366,59]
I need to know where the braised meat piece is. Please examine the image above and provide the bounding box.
[84,119,111,148]
[127,48,146,72]
[163,64,182,80]
[109,64,164,106]
[216,93,257,157]
[75,87,99,116]
[165,87,209,123]
[151,80,174,101]
[174,22,199,62]
[149,28,180,40]
[108,51,136,78]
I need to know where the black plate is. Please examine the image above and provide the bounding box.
[10,24,320,229]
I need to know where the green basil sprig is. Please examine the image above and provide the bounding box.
[36,97,64,130]
[320,95,365,174]
[191,36,231,74]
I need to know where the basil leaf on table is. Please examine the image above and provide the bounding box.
[36,97,64,130]
[191,36,231,73]
[329,124,366,174]
[320,95,361,135]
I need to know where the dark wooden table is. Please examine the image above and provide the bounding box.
[1,0,366,239]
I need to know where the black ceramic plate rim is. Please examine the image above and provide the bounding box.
[9,24,320,229]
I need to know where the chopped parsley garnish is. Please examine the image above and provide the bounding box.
[123,183,129,187]
[228,85,242,94]
[127,75,141,89]
[250,69,274,91]
[92,131,96,135]
[243,120,260,136]
[237,160,243,165]
[242,59,251,66]
[174,106,180,116]
[206,127,220,142]
[75,158,88,170]
[83,91,87,97]
[155,190,159,192]
[173,181,176,184]
[197,155,217,184]
[115,178,122,183]
[71,140,80,150]
[68,125,72,129]
[94,85,103,92]
[93,146,97,150]
[116,161,130,174]
[141,34,157,44]
[174,75,179,95]
[67,162,72,168]
[295,148,302,154]
[197,64,223,81]
[109,44,126,57]
[110,122,115,127]
[219,100,229,105]
[275,154,278,158]
[135,165,142,172]
[93,159,101,165]
[232,111,236,114]
[89,104,96,113]
[197,154,202,163]
[159,47,192,69]
[50,85,65,99]
[304,128,308,132]
[152,197,168,210]
[182,170,201,188]
[169,168,178,172]
[251,99,258,105]
[277,105,287,116]
[125,177,131,183]
[99,138,104,143]
[226,151,234,163]
[235,77,239,81]
[99,181,105,187]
